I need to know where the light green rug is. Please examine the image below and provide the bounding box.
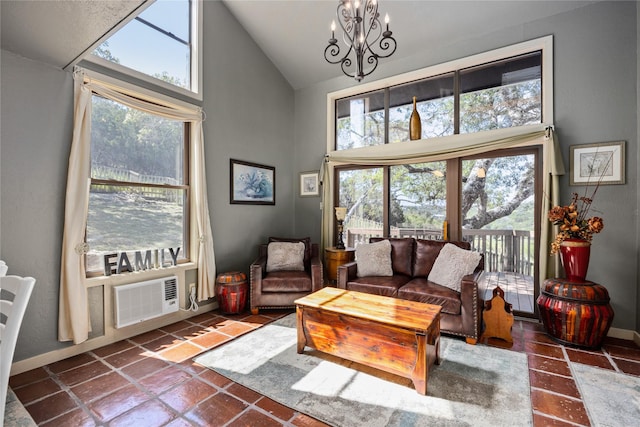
[571,362,640,427]
[195,314,532,426]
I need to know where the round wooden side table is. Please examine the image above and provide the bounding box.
[537,278,614,349]
[324,247,355,284]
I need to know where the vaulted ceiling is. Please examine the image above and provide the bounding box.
[1,0,598,89]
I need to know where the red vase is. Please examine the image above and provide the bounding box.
[559,239,591,282]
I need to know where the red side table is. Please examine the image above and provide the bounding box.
[537,278,614,349]
[215,271,248,314]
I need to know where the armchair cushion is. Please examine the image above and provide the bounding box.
[269,236,311,264]
[428,243,482,292]
[266,242,305,272]
[356,239,393,277]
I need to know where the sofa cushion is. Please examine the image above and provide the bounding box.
[262,270,312,292]
[398,278,462,315]
[413,239,471,277]
[370,237,414,276]
[428,243,481,292]
[269,236,311,264]
[266,242,305,272]
[356,239,393,277]
[346,275,411,297]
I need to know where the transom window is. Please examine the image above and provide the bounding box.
[88,0,202,99]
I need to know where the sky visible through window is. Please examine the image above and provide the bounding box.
[95,0,190,88]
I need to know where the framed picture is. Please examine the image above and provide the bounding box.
[299,171,320,197]
[230,159,275,205]
[569,141,625,185]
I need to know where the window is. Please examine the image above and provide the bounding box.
[85,95,189,275]
[328,37,553,316]
[87,0,202,99]
[334,51,542,149]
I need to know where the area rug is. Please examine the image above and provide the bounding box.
[571,362,640,427]
[195,314,532,426]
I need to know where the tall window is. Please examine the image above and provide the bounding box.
[85,95,189,275]
[87,0,202,99]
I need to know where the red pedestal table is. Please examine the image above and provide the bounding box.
[537,278,614,349]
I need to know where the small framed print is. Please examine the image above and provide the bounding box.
[230,159,275,205]
[569,141,625,185]
[299,171,320,197]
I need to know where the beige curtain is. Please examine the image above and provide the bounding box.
[321,125,564,287]
[59,70,216,344]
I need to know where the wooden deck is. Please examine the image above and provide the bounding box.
[479,271,535,314]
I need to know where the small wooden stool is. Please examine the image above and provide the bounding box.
[481,286,514,343]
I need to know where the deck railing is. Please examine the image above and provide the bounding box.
[345,223,534,275]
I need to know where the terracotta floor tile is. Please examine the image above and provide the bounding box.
[239,314,277,327]
[189,329,232,348]
[164,417,196,427]
[525,341,565,359]
[40,407,96,427]
[138,365,192,395]
[108,399,178,427]
[121,355,171,380]
[71,371,130,403]
[565,348,614,370]
[8,367,49,388]
[159,341,204,363]
[227,408,284,427]
[199,367,234,388]
[613,357,640,376]
[187,311,220,324]
[92,339,135,358]
[533,412,583,427]
[174,324,210,340]
[216,321,255,337]
[604,343,640,362]
[48,352,97,374]
[57,360,112,387]
[530,389,590,426]
[529,369,580,399]
[256,396,296,421]
[603,336,640,349]
[25,391,78,424]
[524,329,560,345]
[13,377,61,404]
[184,392,248,426]
[142,334,185,353]
[520,319,545,332]
[528,354,572,377]
[177,359,208,376]
[291,413,331,427]
[226,382,263,404]
[159,377,218,413]
[88,383,151,422]
[159,320,193,333]
[129,328,169,345]
[104,346,149,368]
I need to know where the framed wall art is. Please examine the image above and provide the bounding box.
[569,141,625,185]
[299,171,320,197]
[230,159,275,205]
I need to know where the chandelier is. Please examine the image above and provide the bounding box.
[324,0,397,82]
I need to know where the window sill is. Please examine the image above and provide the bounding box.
[84,262,198,288]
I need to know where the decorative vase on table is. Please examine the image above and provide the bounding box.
[409,96,421,140]
[559,238,591,282]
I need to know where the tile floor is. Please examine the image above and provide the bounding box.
[9,309,640,427]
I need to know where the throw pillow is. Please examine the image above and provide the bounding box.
[428,243,482,292]
[269,236,311,263]
[356,239,393,277]
[266,242,306,272]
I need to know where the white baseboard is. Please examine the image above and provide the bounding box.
[607,326,639,342]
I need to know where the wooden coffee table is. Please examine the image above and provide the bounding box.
[294,287,441,395]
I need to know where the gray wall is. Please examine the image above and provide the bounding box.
[0,0,295,361]
[293,1,640,331]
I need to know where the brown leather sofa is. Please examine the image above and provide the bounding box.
[337,237,484,344]
[250,237,323,314]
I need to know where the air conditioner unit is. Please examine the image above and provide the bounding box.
[114,276,179,328]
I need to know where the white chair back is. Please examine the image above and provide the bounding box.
[0,275,35,426]
[0,261,7,277]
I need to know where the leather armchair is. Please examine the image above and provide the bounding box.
[250,238,323,314]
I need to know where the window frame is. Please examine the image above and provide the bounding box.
[83,0,204,101]
[327,36,553,152]
[81,68,199,279]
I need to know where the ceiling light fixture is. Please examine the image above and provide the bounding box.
[324,0,397,82]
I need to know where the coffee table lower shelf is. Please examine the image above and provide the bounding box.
[295,288,441,395]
